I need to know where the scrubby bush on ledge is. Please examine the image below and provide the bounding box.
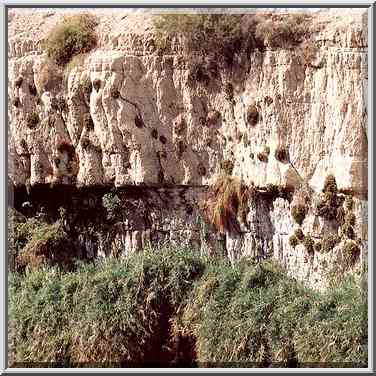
[9,247,367,367]
[44,14,98,66]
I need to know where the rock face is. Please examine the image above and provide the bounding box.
[8,9,368,290]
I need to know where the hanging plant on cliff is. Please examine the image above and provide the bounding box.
[202,175,250,234]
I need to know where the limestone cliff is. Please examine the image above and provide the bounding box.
[8,9,368,290]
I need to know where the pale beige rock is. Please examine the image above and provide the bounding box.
[8,9,369,290]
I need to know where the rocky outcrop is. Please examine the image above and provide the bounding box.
[8,9,368,290]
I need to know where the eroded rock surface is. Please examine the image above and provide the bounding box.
[8,9,368,290]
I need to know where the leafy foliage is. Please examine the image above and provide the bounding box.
[9,247,367,367]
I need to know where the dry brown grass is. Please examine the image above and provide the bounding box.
[255,13,312,48]
[203,175,249,234]
[44,13,98,66]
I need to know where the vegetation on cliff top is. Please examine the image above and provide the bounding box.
[44,14,98,66]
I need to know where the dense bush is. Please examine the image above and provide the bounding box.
[9,247,206,366]
[291,204,307,225]
[9,248,367,367]
[44,14,98,66]
[182,259,367,367]
[154,14,244,67]
[102,192,122,221]
[8,208,78,273]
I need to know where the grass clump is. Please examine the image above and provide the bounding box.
[316,174,342,221]
[342,241,361,268]
[220,159,234,175]
[16,220,78,272]
[321,233,341,253]
[44,13,98,66]
[255,13,312,48]
[289,234,299,248]
[154,14,245,74]
[302,235,314,254]
[291,204,307,225]
[203,176,249,234]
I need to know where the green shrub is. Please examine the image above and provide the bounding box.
[102,192,122,221]
[9,248,367,367]
[44,14,98,66]
[183,258,367,366]
[16,220,77,272]
[9,247,206,366]
[153,14,244,71]
[291,204,307,225]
